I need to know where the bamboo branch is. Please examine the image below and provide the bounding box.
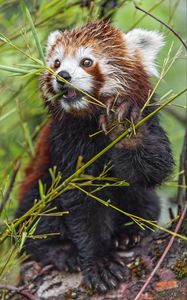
[177,127,187,210]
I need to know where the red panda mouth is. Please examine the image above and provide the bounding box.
[63,88,76,99]
[58,85,88,111]
[62,87,82,102]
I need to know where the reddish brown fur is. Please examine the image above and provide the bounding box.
[126,58,152,105]
[85,62,105,94]
[44,21,152,117]
[19,121,51,201]
[47,22,125,60]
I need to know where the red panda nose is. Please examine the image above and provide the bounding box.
[57,71,71,85]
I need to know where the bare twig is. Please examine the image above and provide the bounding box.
[177,127,187,210]
[134,0,187,212]
[0,160,21,214]
[133,203,187,300]
[129,0,165,30]
[134,3,187,50]
[0,284,39,300]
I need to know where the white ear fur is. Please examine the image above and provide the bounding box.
[125,29,164,76]
[46,30,61,54]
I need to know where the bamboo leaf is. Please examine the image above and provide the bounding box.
[22,122,34,156]
[19,232,27,251]
[25,7,45,65]
[0,109,16,122]
[0,64,29,74]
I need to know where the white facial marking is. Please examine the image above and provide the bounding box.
[48,45,96,110]
[125,29,164,76]
[46,44,97,111]
[76,46,95,61]
[48,46,96,95]
[60,98,88,111]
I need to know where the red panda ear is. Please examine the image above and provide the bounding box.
[46,30,62,56]
[124,29,164,77]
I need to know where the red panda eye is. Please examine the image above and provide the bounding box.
[54,59,61,69]
[81,58,93,68]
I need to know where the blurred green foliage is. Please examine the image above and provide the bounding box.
[0,0,186,285]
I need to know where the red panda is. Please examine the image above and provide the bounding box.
[17,21,173,293]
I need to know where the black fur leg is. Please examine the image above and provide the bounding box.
[111,112,173,187]
[47,241,81,272]
[113,187,160,250]
[59,189,127,292]
[17,190,81,273]
[24,238,80,273]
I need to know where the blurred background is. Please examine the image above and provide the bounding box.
[0,0,186,285]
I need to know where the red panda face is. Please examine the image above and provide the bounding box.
[41,22,164,117]
[44,45,104,112]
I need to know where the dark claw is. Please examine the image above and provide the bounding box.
[115,271,125,281]
[115,230,144,251]
[99,283,108,293]
[102,123,107,134]
[105,96,115,116]
[99,114,108,134]
[116,101,130,122]
[132,234,142,245]
[131,106,141,123]
[113,256,125,267]
[115,239,119,248]
[109,278,118,288]
[76,266,81,272]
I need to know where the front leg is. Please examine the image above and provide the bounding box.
[61,190,126,292]
[114,187,160,250]
[17,197,81,273]
[99,97,173,187]
[24,236,81,272]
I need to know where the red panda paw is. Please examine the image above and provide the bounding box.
[83,253,126,292]
[99,98,142,135]
[113,99,141,125]
[38,241,81,273]
[99,98,145,148]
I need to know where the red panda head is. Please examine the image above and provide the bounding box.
[41,21,164,117]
